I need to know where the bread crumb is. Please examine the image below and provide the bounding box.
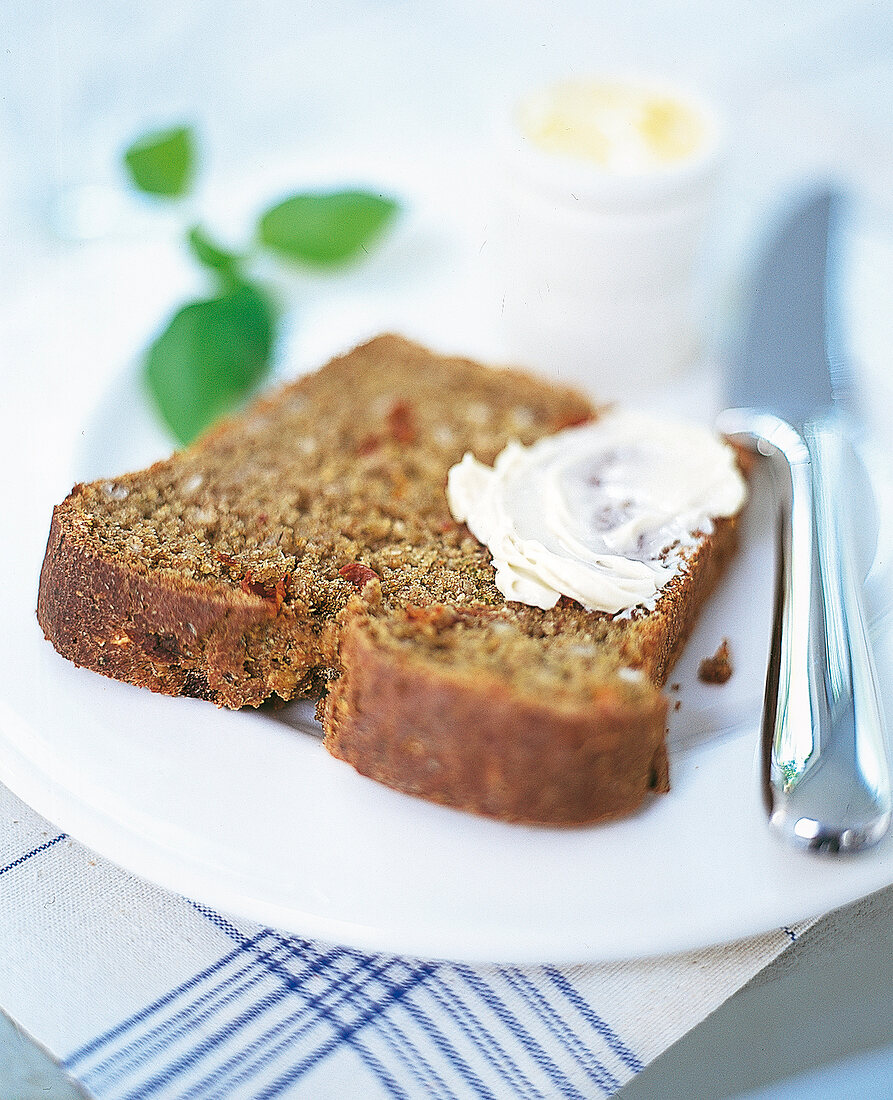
[698,639,733,684]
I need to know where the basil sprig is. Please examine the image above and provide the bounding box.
[124,125,400,444]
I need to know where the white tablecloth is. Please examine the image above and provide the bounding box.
[1,781,824,1098]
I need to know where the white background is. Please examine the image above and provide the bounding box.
[3,2,892,262]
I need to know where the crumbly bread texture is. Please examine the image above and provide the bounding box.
[698,638,734,684]
[38,334,741,824]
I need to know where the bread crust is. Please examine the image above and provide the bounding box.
[324,621,669,825]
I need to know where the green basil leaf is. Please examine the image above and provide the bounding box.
[186,224,245,283]
[123,125,196,198]
[144,282,275,444]
[257,189,400,267]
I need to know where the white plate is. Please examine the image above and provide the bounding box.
[2,158,892,964]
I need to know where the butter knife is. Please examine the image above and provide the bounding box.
[717,188,891,854]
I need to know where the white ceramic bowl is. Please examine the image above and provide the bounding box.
[490,75,724,396]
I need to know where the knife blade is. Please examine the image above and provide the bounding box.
[717,187,891,854]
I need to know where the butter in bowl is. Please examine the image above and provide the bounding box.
[490,75,723,396]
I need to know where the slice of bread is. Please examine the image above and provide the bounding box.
[37,334,741,824]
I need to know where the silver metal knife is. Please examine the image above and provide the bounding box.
[717,188,891,854]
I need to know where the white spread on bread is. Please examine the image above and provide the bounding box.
[446,409,747,615]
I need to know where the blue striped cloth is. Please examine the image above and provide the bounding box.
[0,783,814,1099]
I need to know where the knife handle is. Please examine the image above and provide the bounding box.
[720,410,891,853]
